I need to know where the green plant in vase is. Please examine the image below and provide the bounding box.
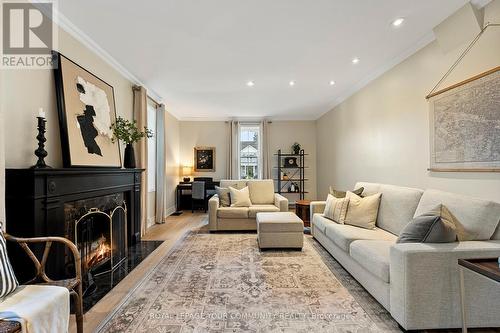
[291,142,301,155]
[110,117,153,168]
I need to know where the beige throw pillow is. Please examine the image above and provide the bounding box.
[323,194,349,224]
[229,186,252,207]
[344,191,382,230]
[215,186,231,207]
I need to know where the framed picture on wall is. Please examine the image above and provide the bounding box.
[53,51,122,168]
[194,147,215,172]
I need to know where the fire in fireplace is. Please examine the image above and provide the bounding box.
[65,194,128,294]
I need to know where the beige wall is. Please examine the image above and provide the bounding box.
[179,121,229,180]
[316,1,500,203]
[2,21,181,229]
[3,25,134,168]
[179,120,317,200]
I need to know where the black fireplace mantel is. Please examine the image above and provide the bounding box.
[5,167,143,282]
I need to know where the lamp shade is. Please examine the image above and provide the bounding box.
[182,165,192,176]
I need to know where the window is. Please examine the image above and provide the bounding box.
[239,124,261,179]
[147,100,157,192]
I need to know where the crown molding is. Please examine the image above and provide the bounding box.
[32,1,173,116]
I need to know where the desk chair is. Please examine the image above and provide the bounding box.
[191,181,207,213]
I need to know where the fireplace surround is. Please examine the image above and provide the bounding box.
[5,168,142,283]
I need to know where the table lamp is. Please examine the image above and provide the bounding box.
[182,165,192,182]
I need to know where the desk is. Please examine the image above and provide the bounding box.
[176,181,220,211]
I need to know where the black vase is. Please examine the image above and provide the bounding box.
[124,144,136,168]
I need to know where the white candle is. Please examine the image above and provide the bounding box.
[38,107,45,118]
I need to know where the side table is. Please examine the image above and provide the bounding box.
[295,200,312,228]
[458,258,500,333]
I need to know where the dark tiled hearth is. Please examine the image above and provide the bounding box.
[83,240,163,312]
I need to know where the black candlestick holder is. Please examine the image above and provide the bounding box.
[31,116,51,169]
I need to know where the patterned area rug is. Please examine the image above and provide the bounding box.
[98,231,397,332]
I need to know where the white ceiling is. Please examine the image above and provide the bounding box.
[58,0,473,120]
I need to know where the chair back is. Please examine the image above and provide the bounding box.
[193,177,213,182]
[192,181,205,200]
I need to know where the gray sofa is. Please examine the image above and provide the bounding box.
[208,180,288,231]
[311,182,500,330]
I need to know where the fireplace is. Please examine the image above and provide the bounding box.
[64,194,128,293]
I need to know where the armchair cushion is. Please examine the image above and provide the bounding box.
[249,205,280,218]
[0,230,18,298]
[248,180,275,204]
[217,207,249,219]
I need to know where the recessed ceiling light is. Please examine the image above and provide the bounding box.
[246,81,255,87]
[352,57,360,64]
[392,17,405,27]
[329,80,336,86]
[289,80,295,86]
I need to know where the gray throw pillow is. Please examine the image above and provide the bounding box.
[397,210,457,244]
[329,186,364,198]
[215,186,231,207]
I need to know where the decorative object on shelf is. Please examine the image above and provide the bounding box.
[182,165,192,182]
[275,149,307,200]
[284,156,298,167]
[426,23,500,172]
[291,142,301,155]
[31,109,51,169]
[194,147,215,172]
[110,117,153,168]
[53,52,122,168]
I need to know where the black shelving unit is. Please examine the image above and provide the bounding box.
[274,149,307,200]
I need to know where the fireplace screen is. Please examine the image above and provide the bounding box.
[65,194,127,293]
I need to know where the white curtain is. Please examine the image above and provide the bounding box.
[227,120,240,179]
[133,86,148,236]
[261,120,271,179]
[155,104,166,224]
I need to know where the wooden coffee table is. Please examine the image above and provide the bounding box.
[458,258,500,333]
[295,200,312,228]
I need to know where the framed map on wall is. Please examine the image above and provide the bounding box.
[53,52,121,168]
[428,66,500,172]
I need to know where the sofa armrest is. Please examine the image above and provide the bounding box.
[390,241,500,330]
[310,201,326,222]
[274,193,288,212]
[208,195,220,230]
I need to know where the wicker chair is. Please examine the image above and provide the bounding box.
[3,235,83,333]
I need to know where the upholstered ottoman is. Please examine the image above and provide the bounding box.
[256,212,304,249]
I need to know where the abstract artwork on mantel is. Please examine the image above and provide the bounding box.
[53,52,121,168]
[427,66,500,172]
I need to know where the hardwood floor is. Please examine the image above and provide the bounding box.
[73,211,208,333]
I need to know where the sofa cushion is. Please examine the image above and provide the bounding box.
[414,189,500,241]
[329,186,364,198]
[249,205,280,218]
[229,186,252,207]
[350,240,393,283]
[397,205,458,244]
[247,180,275,204]
[324,223,397,252]
[217,207,249,219]
[323,194,349,224]
[355,182,424,235]
[344,191,381,230]
[215,186,231,207]
[220,180,248,190]
[312,213,336,234]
